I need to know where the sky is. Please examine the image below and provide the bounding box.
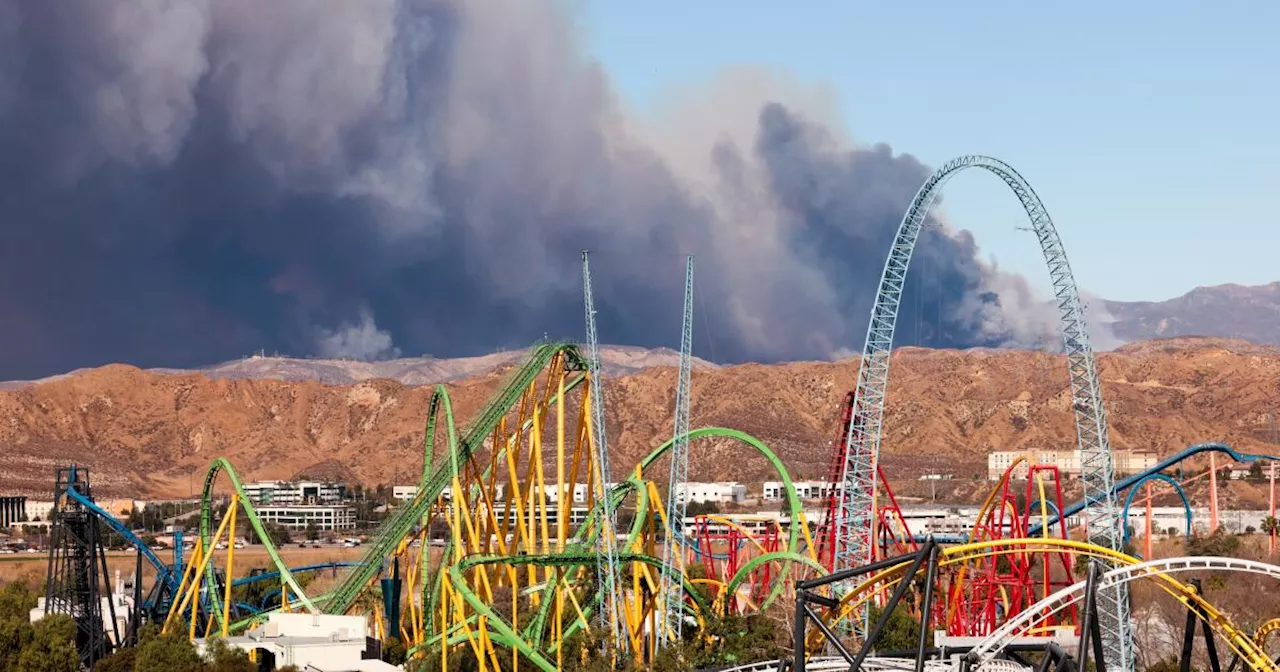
[584,1,1280,302]
[0,0,1275,379]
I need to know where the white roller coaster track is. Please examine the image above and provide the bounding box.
[970,556,1280,671]
[715,556,1280,672]
[835,155,1129,666]
[716,657,1032,672]
[716,656,1034,672]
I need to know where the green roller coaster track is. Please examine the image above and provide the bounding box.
[326,341,587,614]
[192,342,818,666]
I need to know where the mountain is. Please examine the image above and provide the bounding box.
[0,345,717,390]
[1106,282,1280,346]
[2,338,1278,504]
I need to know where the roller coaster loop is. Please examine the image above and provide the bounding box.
[1121,473,1193,548]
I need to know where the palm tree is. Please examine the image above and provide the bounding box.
[1263,516,1280,537]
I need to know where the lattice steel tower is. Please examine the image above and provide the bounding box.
[45,466,117,669]
[835,156,1132,670]
[581,250,625,649]
[659,255,695,649]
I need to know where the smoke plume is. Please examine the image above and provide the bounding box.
[0,0,1103,380]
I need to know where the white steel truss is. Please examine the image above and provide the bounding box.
[834,156,1131,668]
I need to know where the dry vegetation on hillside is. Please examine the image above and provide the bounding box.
[1,337,1278,500]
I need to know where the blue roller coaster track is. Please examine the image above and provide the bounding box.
[63,486,364,619]
[1026,442,1279,536]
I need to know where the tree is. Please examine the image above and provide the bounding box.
[16,615,78,672]
[1263,516,1280,537]
[647,614,784,672]
[1184,528,1240,557]
[264,523,291,546]
[1246,526,1257,535]
[133,627,203,672]
[1249,461,1264,480]
[684,500,721,517]
[0,582,37,669]
[383,637,408,665]
[93,647,136,672]
[305,521,320,541]
[202,638,256,672]
[1144,657,1181,672]
[867,603,930,653]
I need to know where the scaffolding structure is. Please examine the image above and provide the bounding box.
[44,466,119,669]
[581,250,625,648]
[659,255,695,649]
[835,156,1131,669]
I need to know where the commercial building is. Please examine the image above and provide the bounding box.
[0,497,26,528]
[256,504,357,531]
[762,480,841,501]
[23,500,54,523]
[395,482,622,504]
[987,449,1158,481]
[675,482,747,506]
[243,481,347,506]
[205,612,397,671]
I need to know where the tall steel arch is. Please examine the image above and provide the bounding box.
[834,155,1132,669]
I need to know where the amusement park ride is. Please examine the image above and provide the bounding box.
[33,156,1280,671]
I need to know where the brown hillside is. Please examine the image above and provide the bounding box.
[2,337,1279,500]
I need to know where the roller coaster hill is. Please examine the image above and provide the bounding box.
[29,156,1280,671]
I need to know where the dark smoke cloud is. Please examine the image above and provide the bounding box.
[0,0,1099,381]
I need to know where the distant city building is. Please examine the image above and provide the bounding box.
[987,449,1158,481]
[394,482,623,504]
[761,481,841,501]
[1227,466,1252,480]
[243,481,346,506]
[239,480,352,531]
[23,501,53,523]
[675,482,747,505]
[0,497,26,527]
[256,504,357,531]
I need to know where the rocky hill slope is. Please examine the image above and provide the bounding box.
[1,337,1278,500]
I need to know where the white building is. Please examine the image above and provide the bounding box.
[257,504,356,531]
[24,500,54,523]
[762,481,842,501]
[206,613,397,671]
[675,482,747,505]
[1127,508,1274,537]
[396,483,531,503]
[1227,466,1252,480]
[470,503,597,543]
[243,481,347,507]
[987,449,1158,481]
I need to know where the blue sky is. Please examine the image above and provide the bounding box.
[583,1,1278,302]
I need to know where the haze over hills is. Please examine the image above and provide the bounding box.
[1105,282,1280,346]
[0,346,718,390]
[2,336,1279,507]
[4,281,1280,392]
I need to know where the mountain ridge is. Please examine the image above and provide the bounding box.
[6,281,1280,390]
[1105,281,1280,346]
[2,336,1279,505]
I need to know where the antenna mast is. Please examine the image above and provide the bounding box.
[659,255,695,649]
[581,251,625,648]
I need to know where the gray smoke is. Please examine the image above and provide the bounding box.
[0,0,1106,380]
[314,308,402,361]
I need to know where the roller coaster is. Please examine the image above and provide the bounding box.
[141,342,1278,672]
[39,155,1280,670]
